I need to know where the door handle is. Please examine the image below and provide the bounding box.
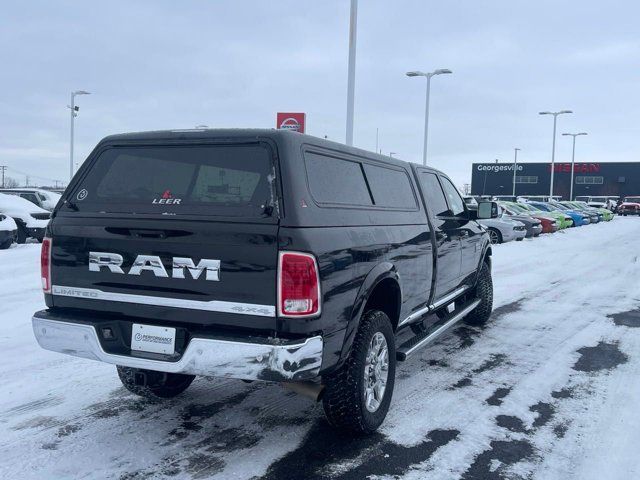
[436,231,448,241]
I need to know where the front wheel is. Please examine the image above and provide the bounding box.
[0,239,12,250]
[116,366,195,400]
[465,262,493,326]
[322,309,396,434]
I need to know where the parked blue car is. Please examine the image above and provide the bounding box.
[528,201,590,226]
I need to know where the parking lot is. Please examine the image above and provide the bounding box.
[1,217,639,479]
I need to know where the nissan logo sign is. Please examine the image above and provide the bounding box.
[279,117,301,131]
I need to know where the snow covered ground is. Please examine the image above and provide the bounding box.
[1,218,639,480]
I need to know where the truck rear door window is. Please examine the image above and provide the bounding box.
[70,144,276,217]
[305,152,372,206]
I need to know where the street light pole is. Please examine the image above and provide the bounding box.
[406,68,452,165]
[539,110,572,198]
[562,132,588,201]
[345,0,358,146]
[69,90,90,181]
[512,148,521,197]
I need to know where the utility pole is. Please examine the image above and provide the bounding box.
[69,90,91,181]
[562,132,588,201]
[512,148,521,197]
[0,166,6,188]
[406,68,453,165]
[539,110,572,198]
[345,0,358,146]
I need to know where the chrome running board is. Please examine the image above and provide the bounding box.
[398,285,470,328]
[397,298,481,361]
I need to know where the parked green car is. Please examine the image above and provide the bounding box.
[517,202,574,229]
[568,201,613,221]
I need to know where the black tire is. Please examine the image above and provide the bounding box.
[16,225,27,244]
[322,309,396,434]
[0,239,11,250]
[487,228,502,244]
[465,262,493,326]
[116,366,195,400]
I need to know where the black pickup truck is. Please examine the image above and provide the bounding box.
[33,129,497,434]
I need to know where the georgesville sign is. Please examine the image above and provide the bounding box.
[475,163,600,173]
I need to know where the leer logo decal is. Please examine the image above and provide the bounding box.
[152,189,182,205]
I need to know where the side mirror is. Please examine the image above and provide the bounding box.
[478,201,499,219]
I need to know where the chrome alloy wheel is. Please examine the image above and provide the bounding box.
[488,229,500,244]
[363,332,389,413]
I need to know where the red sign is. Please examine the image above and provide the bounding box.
[548,163,600,173]
[277,112,306,133]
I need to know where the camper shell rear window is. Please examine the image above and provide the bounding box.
[68,143,277,217]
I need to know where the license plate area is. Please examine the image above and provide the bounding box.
[131,323,176,355]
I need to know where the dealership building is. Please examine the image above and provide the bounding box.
[471,162,640,200]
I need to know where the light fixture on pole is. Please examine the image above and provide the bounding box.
[539,110,572,198]
[68,90,91,181]
[562,132,588,201]
[406,68,452,166]
[512,148,521,197]
[345,0,358,146]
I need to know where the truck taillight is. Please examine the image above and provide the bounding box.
[278,251,321,317]
[41,237,52,293]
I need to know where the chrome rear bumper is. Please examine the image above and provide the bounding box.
[32,313,323,382]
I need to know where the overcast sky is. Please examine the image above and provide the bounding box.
[1,0,638,188]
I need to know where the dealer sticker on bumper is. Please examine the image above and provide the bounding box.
[131,323,176,355]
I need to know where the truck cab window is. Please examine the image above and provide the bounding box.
[418,172,449,216]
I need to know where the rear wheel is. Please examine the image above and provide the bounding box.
[322,309,396,434]
[116,366,195,399]
[0,239,11,250]
[16,225,27,244]
[487,228,502,244]
[465,262,493,326]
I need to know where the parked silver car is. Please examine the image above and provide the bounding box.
[478,215,527,244]
[497,203,543,238]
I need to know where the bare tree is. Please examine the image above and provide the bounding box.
[3,176,19,188]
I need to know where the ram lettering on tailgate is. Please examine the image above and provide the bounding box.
[88,252,221,281]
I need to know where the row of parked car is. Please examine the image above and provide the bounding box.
[0,188,59,248]
[463,195,615,244]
